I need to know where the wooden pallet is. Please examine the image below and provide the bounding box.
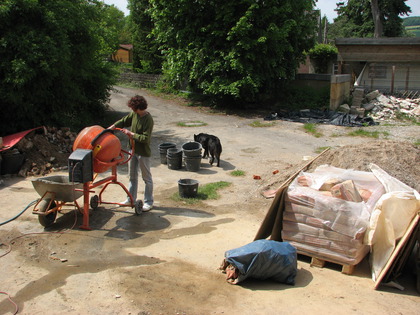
[309,256,355,275]
[297,252,356,275]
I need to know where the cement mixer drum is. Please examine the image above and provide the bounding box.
[73,125,122,173]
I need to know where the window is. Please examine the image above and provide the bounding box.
[368,64,387,79]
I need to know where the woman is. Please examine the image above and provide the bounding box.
[109,95,154,212]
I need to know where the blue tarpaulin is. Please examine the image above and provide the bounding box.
[224,239,297,285]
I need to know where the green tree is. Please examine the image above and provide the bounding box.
[403,16,420,27]
[308,43,338,73]
[128,0,162,73]
[118,16,133,45]
[0,0,116,135]
[333,0,411,38]
[328,14,358,40]
[97,3,128,56]
[147,0,317,103]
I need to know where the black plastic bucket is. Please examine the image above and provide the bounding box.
[167,148,182,170]
[184,155,201,172]
[168,156,182,170]
[158,142,176,164]
[1,152,25,175]
[181,141,202,157]
[167,147,182,157]
[178,179,199,198]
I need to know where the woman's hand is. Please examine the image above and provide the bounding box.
[121,128,134,138]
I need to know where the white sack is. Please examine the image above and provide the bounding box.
[366,164,420,281]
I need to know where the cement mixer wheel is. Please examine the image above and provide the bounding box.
[134,200,143,215]
[90,195,99,210]
[38,199,57,227]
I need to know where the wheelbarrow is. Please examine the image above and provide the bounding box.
[31,126,143,229]
[31,175,85,227]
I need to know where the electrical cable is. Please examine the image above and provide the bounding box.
[0,291,19,314]
[1,162,82,258]
[1,153,97,312]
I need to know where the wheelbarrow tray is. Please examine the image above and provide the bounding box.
[31,175,84,202]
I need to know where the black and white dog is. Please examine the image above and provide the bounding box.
[194,133,222,167]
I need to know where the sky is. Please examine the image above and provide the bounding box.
[103,0,420,22]
[314,0,420,22]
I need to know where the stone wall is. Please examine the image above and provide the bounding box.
[330,74,351,110]
[119,73,162,88]
[120,72,352,111]
[294,73,331,90]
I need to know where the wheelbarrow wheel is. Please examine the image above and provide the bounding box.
[134,200,143,215]
[90,195,99,210]
[38,199,57,227]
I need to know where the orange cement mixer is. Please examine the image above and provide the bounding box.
[31,126,139,230]
[73,125,123,173]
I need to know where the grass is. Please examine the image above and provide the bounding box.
[414,139,420,146]
[230,169,245,176]
[347,129,390,139]
[171,181,232,204]
[249,120,275,127]
[303,123,323,138]
[395,111,420,125]
[176,121,207,127]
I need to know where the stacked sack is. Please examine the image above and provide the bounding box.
[282,165,385,266]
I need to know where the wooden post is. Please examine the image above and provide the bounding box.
[391,65,395,94]
[370,63,374,90]
[405,66,410,91]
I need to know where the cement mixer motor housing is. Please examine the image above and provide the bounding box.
[68,149,93,183]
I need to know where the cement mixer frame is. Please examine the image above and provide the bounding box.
[32,127,143,229]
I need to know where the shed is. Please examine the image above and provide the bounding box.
[335,38,420,93]
[112,44,133,63]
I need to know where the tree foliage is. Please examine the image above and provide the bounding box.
[0,0,116,135]
[332,0,411,38]
[98,3,128,54]
[308,43,338,73]
[403,16,420,27]
[144,0,317,103]
[128,0,162,73]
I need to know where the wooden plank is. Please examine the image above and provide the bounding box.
[383,221,419,284]
[310,257,326,268]
[262,147,331,199]
[374,214,420,289]
[342,265,355,275]
[304,254,356,275]
[339,52,420,62]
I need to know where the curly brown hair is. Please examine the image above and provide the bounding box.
[128,95,148,110]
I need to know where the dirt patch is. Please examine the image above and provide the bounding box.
[307,140,420,191]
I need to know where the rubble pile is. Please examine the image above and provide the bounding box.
[362,90,420,121]
[12,127,77,177]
